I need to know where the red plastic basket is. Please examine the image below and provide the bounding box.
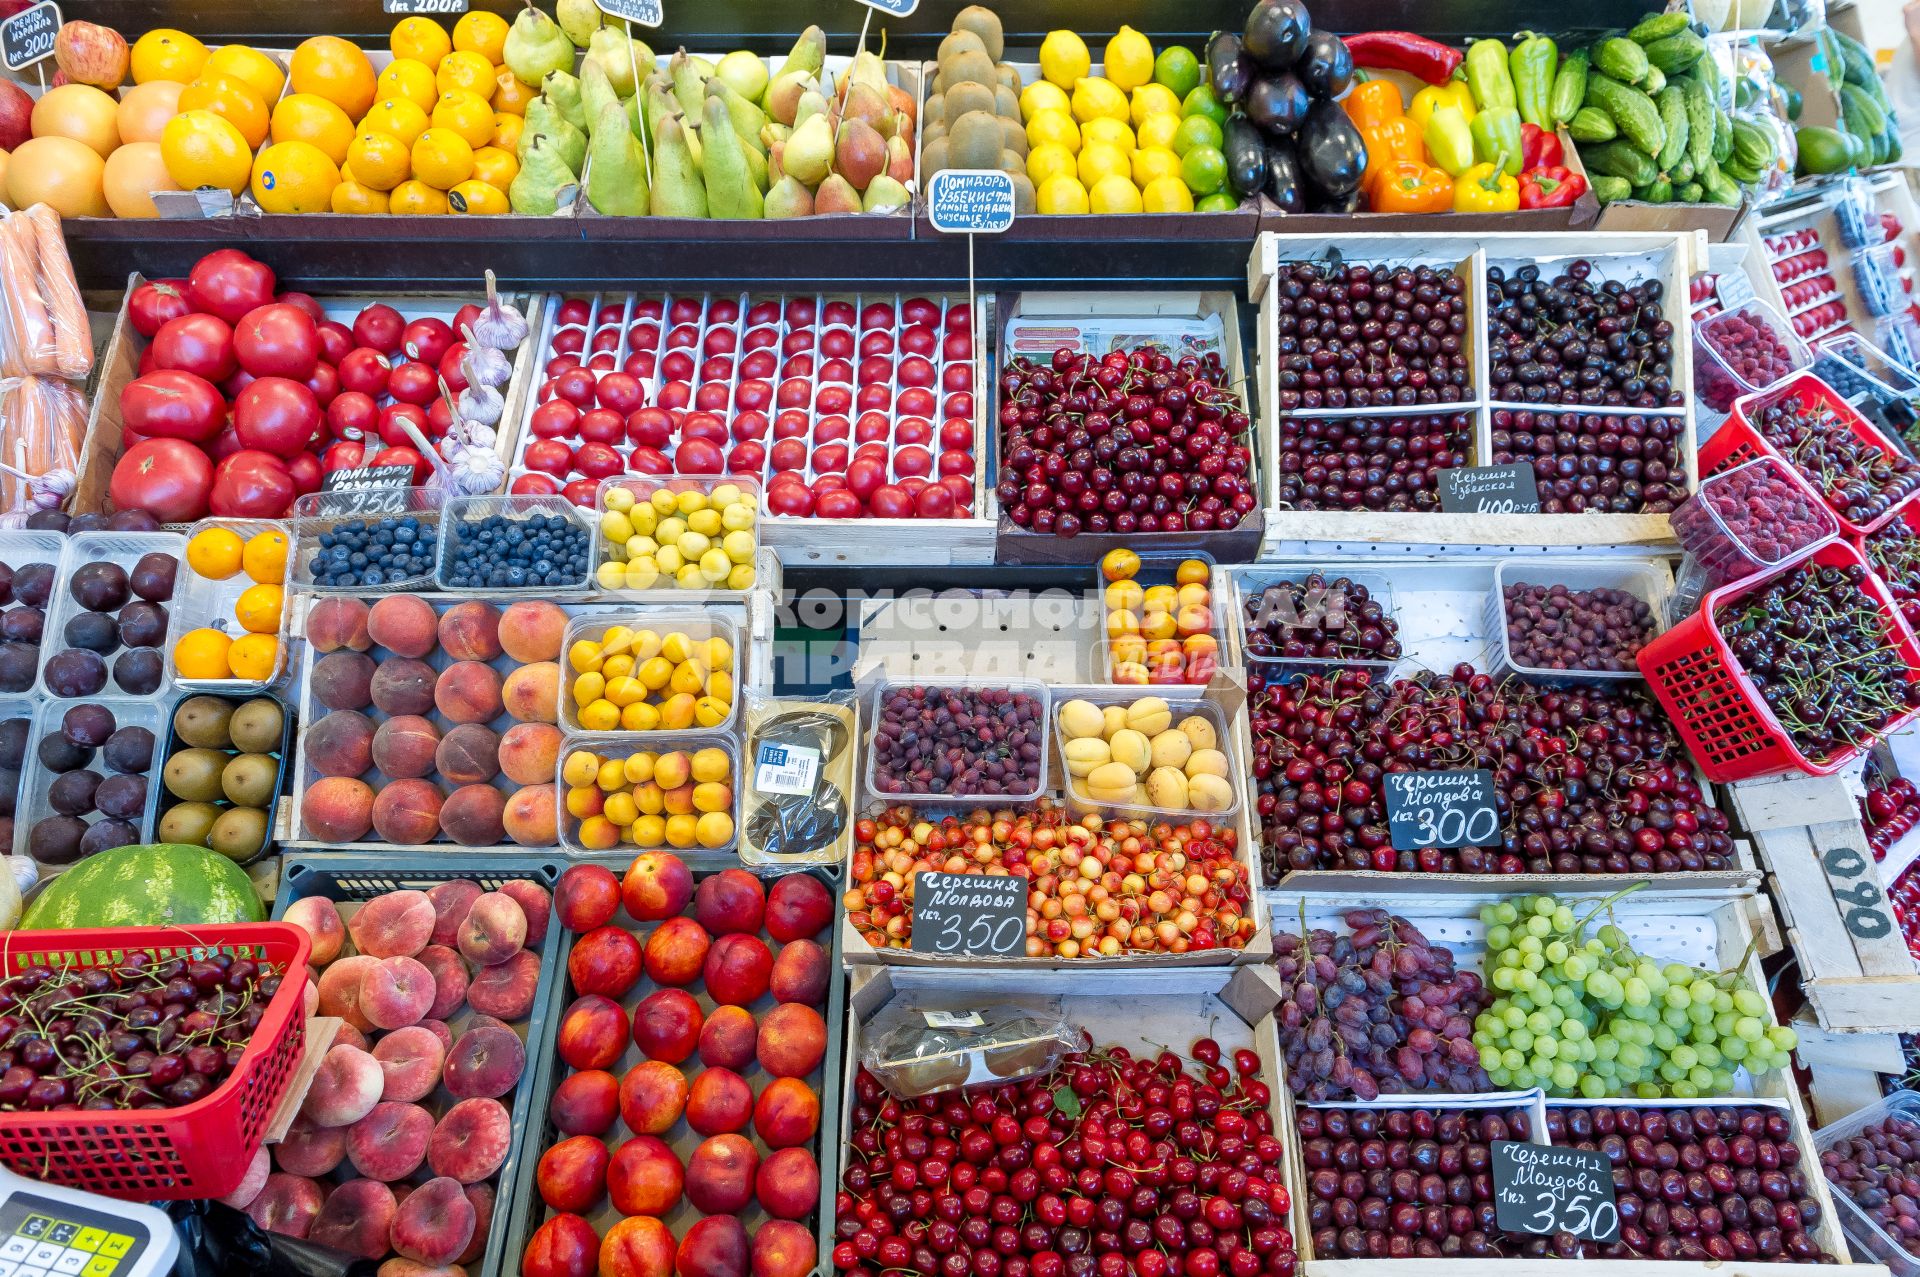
[1638,540,1920,782]
[0,922,310,1200]
[1700,371,1920,537]
[1856,500,1920,646]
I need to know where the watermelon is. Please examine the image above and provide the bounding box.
[20,844,266,932]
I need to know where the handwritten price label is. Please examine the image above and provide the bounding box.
[1385,769,1502,852]
[1,1,59,72]
[1820,843,1896,940]
[596,0,662,27]
[1493,1142,1621,1243]
[912,872,1026,956]
[1439,464,1542,514]
[383,0,467,14]
[927,170,1016,235]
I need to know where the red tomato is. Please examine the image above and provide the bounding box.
[110,438,215,523]
[186,249,276,325]
[531,400,580,439]
[766,482,814,517]
[220,368,256,400]
[120,370,227,443]
[577,409,623,445]
[402,317,455,366]
[322,439,367,472]
[370,445,427,484]
[628,446,672,476]
[438,342,470,394]
[352,303,405,354]
[386,360,438,406]
[275,291,326,324]
[208,424,245,463]
[379,402,429,450]
[524,439,573,476]
[210,450,296,518]
[234,303,320,379]
[233,377,323,459]
[129,279,192,338]
[304,361,339,408]
[338,348,392,398]
[315,320,354,366]
[562,479,600,507]
[846,456,887,502]
[915,483,956,518]
[816,488,863,520]
[574,442,624,480]
[869,484,914,519]
[511,472,562,496]
[150,313,236,382]
[286,451,323,496]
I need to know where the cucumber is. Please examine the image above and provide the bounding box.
[1583,139,1660,185]
[1684,76,1715,173]
[1595,37,1650,86]
[1629,12,1691,43]
[1644,32,1706,75]
[1569,106,1618,143]
[1591,174,1632,203]
[1656,84,1689,173]
[1587,73,1666,158]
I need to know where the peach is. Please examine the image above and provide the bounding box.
[499,600,569,663]
[438,600,503,662]
[317,954,379,1030]
[458,1182,493,1267]
[502,661,560,723]
[523,1212,599,1277]
[309,710,376,778]
[275,1114,348,1177]
[600,1216,675,1277]
[309,596,373,653]
[504,782,558,846]
[568,924,642,998]
[607,1134,683,1216]
[371,657,438,716]
[428,1096,511,1183]
[284,896,345,964]
[332,1023,371,1051]
[247,1172,325,1239]
[685,1067,752,1137]
[368,595,440,659]
[350,890,436,957]
[698,1005,758,1070]
[312,650,376,711]
[499,877,552,945]
[372,714,442,779]
[677,1216,749,1277]
[618,1060,688,1136]
[536,1134,609,1213]
[686,1133,759,1215]
[444,1024,525,1100]
[757,1003,827,1078]
[373,778,444,844]
[550,1068,619,1137]
[623,851,693,921]
[694,868,766,936]
[435,723,501,785]
[442,784,507,847]
[756,1146,821,1221]
[557,993,629,1071]
[466,948,540,1018]
[753,1076,820,1149]
[766,872,833,942]
[769,938,829,1007]
[499,722,562,786]
[304,1043,384,1128]
[751,1220,815,1277]
[556,864,620,933]
[373,1025,446,1102]
[427,880,484,947]
[643,915,710,987]
[303,776,375,842]
[416,944,470,1020]
[419,1018,454,1052]
[303,978,319,1018]
[361,955,435,1029]
[311,1178,399,1258]
[703,933,772,1007]
[436,661,505,725]
[347,1101,433,1182]
[631,987,703,1063]
[390,1175,476,1266]
[220,1145,271,1210]
[377,1260,466,1277]
[457,891,527,965]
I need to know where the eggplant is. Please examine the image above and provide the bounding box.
[1265,144,1306,213]
[1310,188,1365,214]
[1243,0,1311,71]
[1245,72,1310,136]
[1296,29,1353,99]
[1297,98,1367,197]
[1223,114,1269,198]
[1207,31,1252,102]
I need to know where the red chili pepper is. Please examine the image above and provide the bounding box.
[1519,166,1586,209]
[1342,32,1464,86]
[1520,123,1564,172]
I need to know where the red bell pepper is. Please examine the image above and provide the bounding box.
[1520,123,1564,171]
[1341,31,1463,86]
[1518,166,1587,209]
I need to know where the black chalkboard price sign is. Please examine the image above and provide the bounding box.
[596,0,663,27]
[383,0,467,14]
[322,464,414,495]
[1493,1141,1621,1243]
[912,872,1027,957]
[1385,769,1502,851]
[1,2,59,73]
[1439,464,1542,514]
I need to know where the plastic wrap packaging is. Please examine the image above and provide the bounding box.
[863,998,1087,1097]
[1729,41,1797,202]
[0,374,83,516]
[740,691,855,866]
[0,205,91,380]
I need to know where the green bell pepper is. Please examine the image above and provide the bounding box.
[1470,106,1524,175]
[1510,32,1558,129]
[1466,39,1516,113]
[1424,104,1477,176]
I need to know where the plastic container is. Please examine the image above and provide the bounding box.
[35,530,184,702]
[556,608,743,736]
[1879,313,1920,372]
[1669,456,1841,594]
[1638,540,1920,782]
[0,921,310,1200]
[146,688,292,865]
[863,675,1051,802]
[0,529,66,695]
[162,518,291,694]
[1835,177,1882,249]
[1485,557,1669,683]
[1814,333,1920,407]
[1855,242,1909,317]
[1812,1088,1920,1274]
[555,731,741,855]
[434,493,595,595]
[1693,301,1813,414]
[12,697,162,869]
[0,697,30,836]
[1054,694,1241,825]
[1234,567,1401,680]
[1093,551,1226,685]
[289,487,443,595]
[590,474,764,601]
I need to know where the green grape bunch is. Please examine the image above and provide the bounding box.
[1470,891,1798,1099]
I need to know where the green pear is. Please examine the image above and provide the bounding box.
[760,122,790,149]
[555,0,601,48]
[781,113,833,186]
[765,71,814,126]
[586,95,649,215]
[847,49,889,95]
[763,174,814,218]
[700,95,762,218]
[741,137,768,190]
[714,50,770,105]
[863,174,910,211]
[542,70,585,130]
[510,135,577,215]
[502,0,574,88]
[651,113,708,218]
[522,98,586,173]
[709,80,769,154]
[774,25,826,81]
[670,49,707,119]
[585,27,641,98]
[581,59,619,125]
[792,88,829,128]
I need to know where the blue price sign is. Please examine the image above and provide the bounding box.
[596,0,662,27]
[856,0,920,13]
[927,169,1015,235]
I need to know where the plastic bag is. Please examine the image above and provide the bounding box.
[740,691,855,865]
[168,1199,377,1277]
[0,205,91,380]
[862,998,1086,1097]
[0,375,83,516]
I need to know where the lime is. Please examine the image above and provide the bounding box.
[1154,46,1201,100]
[1182,84,1227,129]
[1180,144,1226,196]
[1170,114,1223,157]
[1195,191,1238,212]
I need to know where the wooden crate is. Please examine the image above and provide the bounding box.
[1792,1007,1909,1127]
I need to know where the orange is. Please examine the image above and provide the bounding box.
[30,84,121,159]
[430,91,494,148]
[451,10,509,63]
[173,628,234,680]
[489,112,522,153]
[130,29,208,85]
[410,128,473,188]
[235,582,284,634]
[435,50,494,100]
[491,67,535,117]
[116,80,186,145]
[241,529,288,583]
[103,143,182,218]
[187,527,245,579]
[389,179,447,214]
[360,97,430,148]
[160,110,252,194]
[447,178,508,214]
[228,633,280,680]
[177,75,270,150]
[204,45,285,104]
[269,93,356,165]
[469,144,517,190]
[376,58,438,113]
[388,16,452,67]
[331,180,389,213]
[250,141,339,214]
[289,36,376,120]
[346,131,409,190]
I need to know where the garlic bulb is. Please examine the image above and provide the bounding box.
[461,325,512,386]
[459,381,504,426]
[469,269,528,350]
[452,442,505,494]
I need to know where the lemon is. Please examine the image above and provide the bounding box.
[1019,80,1070,124]
[1025,108,1080,154]
[1036,173,1090,214]
[1104,25,1155,93]
[1039,30,1091,90]
[1132,145,1181,187]
[250,140,340,214]
[1129,83,1181,128]
[1071,77,1128,125]
[362,97,430,147]
[1077,142,1129,187]
[1140,175,1194,211]
[1088,172,1144,213]
[411,127,474,187]
[346,130,409,190]
[1026,141,1077,185]
[1136,112,1180,151]
[376,58,439,112]
[1081,116,1134,153]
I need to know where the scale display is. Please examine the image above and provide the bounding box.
[0,1192,149,1277]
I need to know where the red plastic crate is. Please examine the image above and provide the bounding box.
[1700,371,1920,536]
[1638,540,1920,782]
[0,922,310,1200]
[1856,499,1920,644]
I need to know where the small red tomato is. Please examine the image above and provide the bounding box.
[337,347,392,398]
[386,360,438,405]
[402,317,455,366]
[531,399,580,440]
[327,390,378,440]
[351,302,405,354]
[816,488,863,519]
[869,484,914,519]
[233,302,320,380]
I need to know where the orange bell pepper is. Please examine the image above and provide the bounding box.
[1370,161,1455,213]
[1343,78,1406,133]
[1357,119,1424,199]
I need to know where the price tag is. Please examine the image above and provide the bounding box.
[926,169,1016,235]
[1385,769,1502,852]
[1714,269,1756,310]
[1818,841,1898,940]
[754,742,820,797]
[1438,464,1542,514]
[383,0,467,14]
[911,872,1027,957]
[2,1,59,72]
[855,0,919,13]
[1493,1142,1621,1243]
[323,465,414,495]
[596,0,661,27]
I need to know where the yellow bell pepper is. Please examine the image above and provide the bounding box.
[1409,79,1477,134]
[1453,160,1519,212]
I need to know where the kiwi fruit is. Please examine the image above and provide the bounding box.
[999,148,1024,174]
[173,696,233,750]
[1010,172,1036,214]
[921,92,946,127]
[936,29,988,68]
[944,80,997,121]
[949,110,1007,170]
[230,698,283,754]
[994,83,1020,119]
[921,137,950,175]
[164,748,228,804]
[1000,115,1029,155]
[997,62,1023,92]
[923,118,946,146]
[208,807,269,860]
[159,801,220,846]
[221,753,277,809]
[953,5,1005,60]
[941,49,996,94]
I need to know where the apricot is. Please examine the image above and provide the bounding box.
[312,651,376,711]
[367,595,439,659]
[502,660,561,723]
[499,599,569,662]
[441,783,507,847]
[437,600,502,662]
[307,596,372,653]
[435,723,500,785]
[370,658,437,716]
[503,783,558,846]
[436,661,504,725]
[498,722,562,786]
[303,776,375,842]
[372,778,443,844]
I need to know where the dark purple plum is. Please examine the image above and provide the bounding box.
[107,509,161,532]
[93,774,146,821]
[77,818,137,858]
[0,609,42,644]
[117,602,168,649]
[11,563,51,608]
[61,704,116,749]
[27,815,85,864]
[101,726,153,775]
[0,718,26,769]
[64,513,109,535]
[0,768,16,817]
[70,562,130,613]
[23,510,68,533]
[0,643,35,693]
[111,648,163,696]
[129,553,176,604]
[62,611,118,655]
[0,562,14,604]
[43,649,106,698]
[36,733,89,773]
[46,770,100,817]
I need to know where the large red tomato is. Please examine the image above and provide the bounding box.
[286,452,323,496]
[149,313,236,382]
[233,302,319,379]
[186,249,276,325]
[120,370,226,443]
[110,438,214,523]
[233,376,322,459]
[210,450,297,518]
[129,279,192,338]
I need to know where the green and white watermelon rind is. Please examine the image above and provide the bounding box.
[19,843,267,932]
